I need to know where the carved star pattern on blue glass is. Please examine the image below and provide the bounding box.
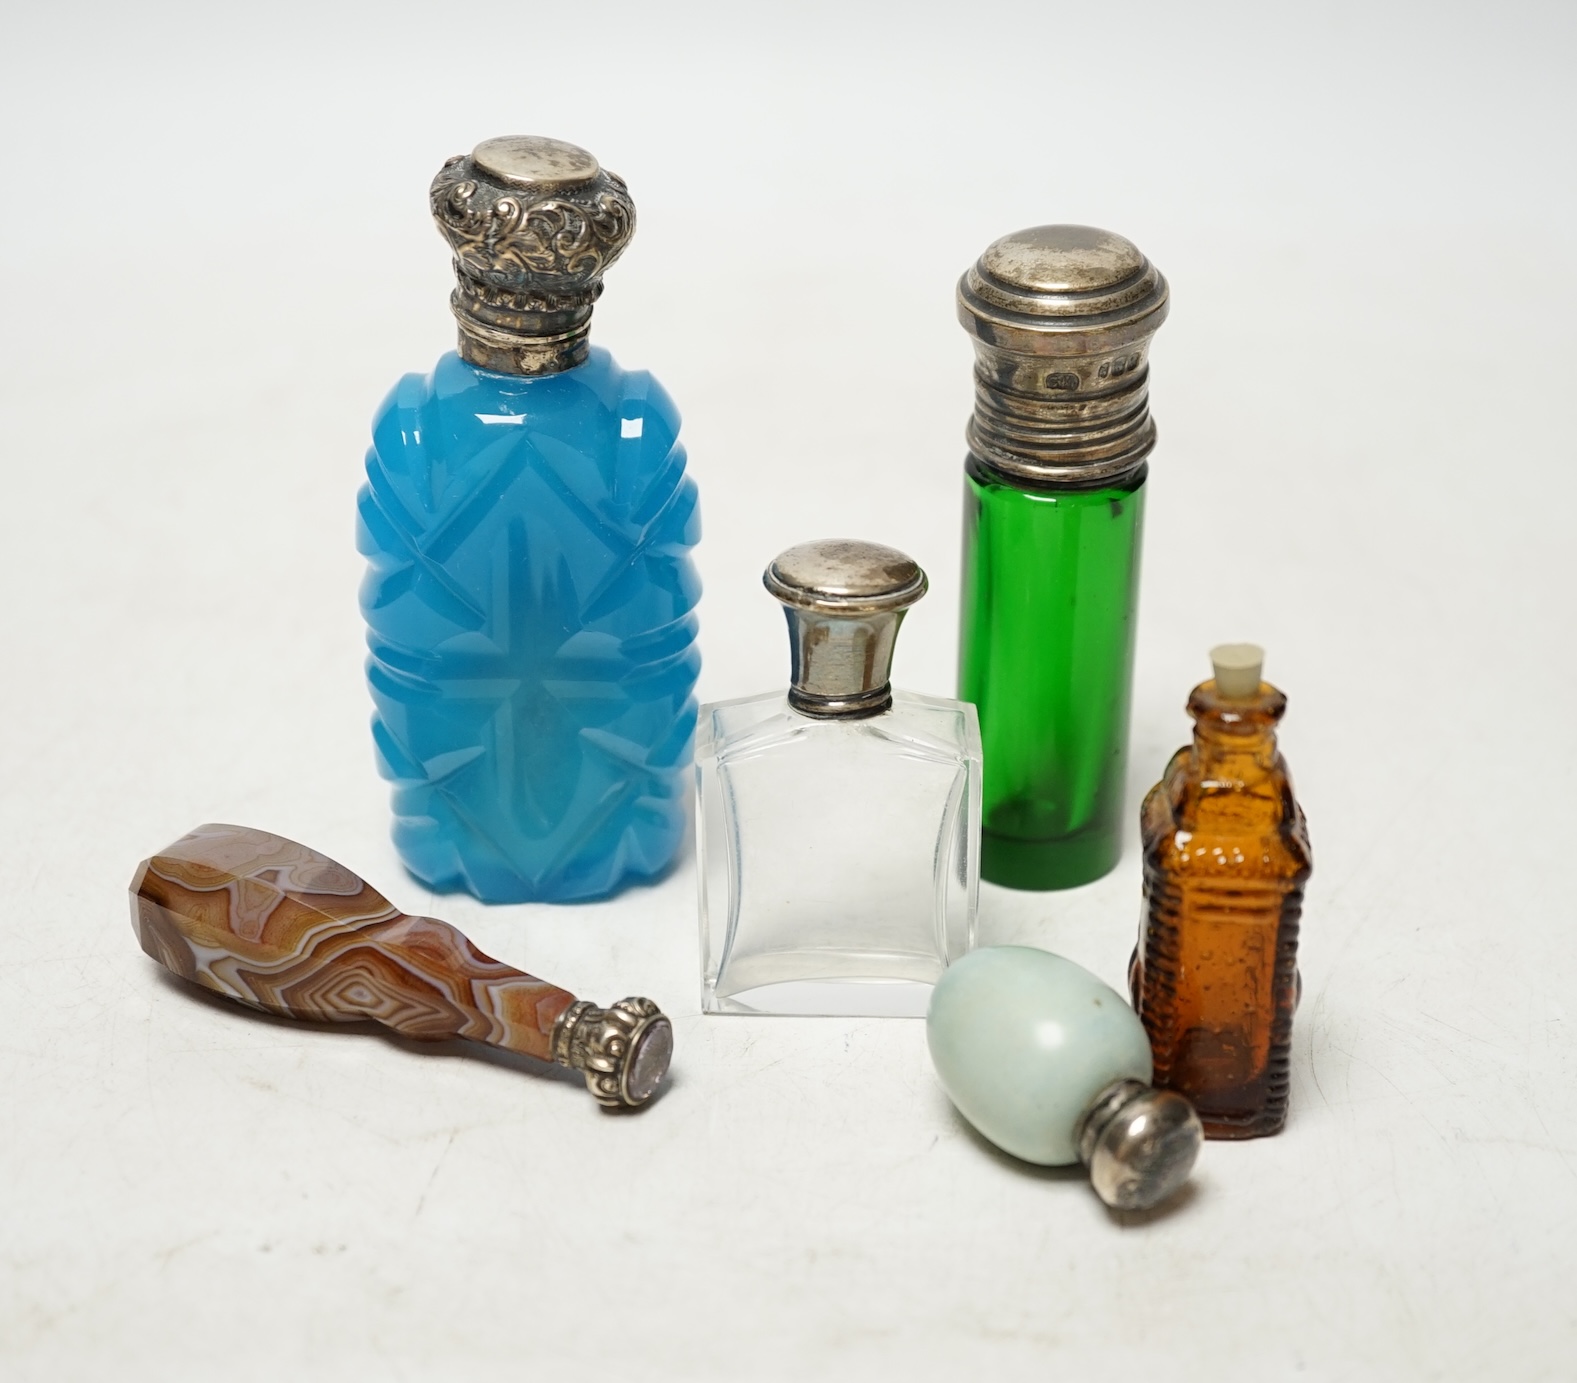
[357,138,701,903]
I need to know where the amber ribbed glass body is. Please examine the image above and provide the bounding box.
[1130,678,1312,1139]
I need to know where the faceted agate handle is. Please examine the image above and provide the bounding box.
[129,824,672,1108]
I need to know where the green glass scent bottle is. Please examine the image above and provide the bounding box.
[956,226,1170,890]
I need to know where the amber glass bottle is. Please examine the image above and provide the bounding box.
[1129,645,1312,1139]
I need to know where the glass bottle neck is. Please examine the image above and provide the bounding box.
[1177,679,1289,817]
[1191,724,1281,784]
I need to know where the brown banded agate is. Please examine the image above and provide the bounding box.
[130,823,671,1108]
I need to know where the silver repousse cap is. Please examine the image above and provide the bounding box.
[551,996,673,1110]
[1076,1079,1203,1212]
[430,136,636,377]
[763,540,928,719]
[958,224,1170,487]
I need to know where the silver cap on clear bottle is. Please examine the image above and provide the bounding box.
[957,224,1170,488]
[764,540,928,719]
[430,136,636,377]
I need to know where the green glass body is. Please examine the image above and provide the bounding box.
[958,457,1146,890]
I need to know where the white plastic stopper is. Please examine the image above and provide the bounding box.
[1210,643,1264,698]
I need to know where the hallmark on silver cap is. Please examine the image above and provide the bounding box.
[958,224,1169,487]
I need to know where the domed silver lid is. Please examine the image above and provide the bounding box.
[1076,1079,1202,1212]
[957,224,1170,487]
[471,135,601,189]
[764,540,928,718]
[959,225,1169,355]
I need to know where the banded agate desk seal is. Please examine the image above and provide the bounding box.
[129,823,673,1109]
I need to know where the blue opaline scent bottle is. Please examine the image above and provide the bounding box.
[357,136,701,903]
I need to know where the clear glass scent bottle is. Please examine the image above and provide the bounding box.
[956,226,1169,891]
[357,137,701,903]
[697,541,982,1017]
[1129,645,1313,1139]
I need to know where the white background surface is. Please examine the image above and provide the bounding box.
[2,2,1574,1378]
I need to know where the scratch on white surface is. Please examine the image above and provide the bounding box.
[414,1129,458,1220]
[1321,762,1445,906]
[154,1232,216,1270]
[1529,1105,1577,1184]
[1308,986,1331,1109]
[1328,1034,1455,1156]
[1419,1011,1484,1044]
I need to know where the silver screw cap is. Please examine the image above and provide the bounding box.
[959,224,1169,353]
[958,224,1170,487]
[763,540,928,719]
[1076,1079,1203,1212]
